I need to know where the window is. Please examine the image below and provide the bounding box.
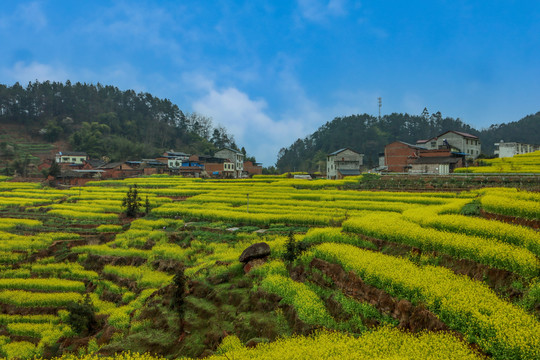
[72,157,77,162]
[430,141,436,148]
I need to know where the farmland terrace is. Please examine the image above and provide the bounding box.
[0,175,538,359]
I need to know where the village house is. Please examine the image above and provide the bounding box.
[55,151,89,164]
[97,162,140,179]
[384,141,426,173]
[214,148,244,178]
[417,131,481,159]
[189,155,234,178]
[162,150,190,169]
[409,156,464,175]
[326,148,364,180]
[494,141,540,158]
[384,141,465,174]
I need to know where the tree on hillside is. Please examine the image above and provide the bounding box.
[122,185,142,218]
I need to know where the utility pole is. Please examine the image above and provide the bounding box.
[378,97,382,120]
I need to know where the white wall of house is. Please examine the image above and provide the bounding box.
[494,142,540,158]
[168,157,184,169]
[55,154,87,164]
[424,132,481,159]
[410,163,449,175]
[215,149,244,178]
[326,149,364,179]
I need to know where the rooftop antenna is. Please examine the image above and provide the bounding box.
[378,97,382,120]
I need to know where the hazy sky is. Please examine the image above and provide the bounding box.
[1,1,539,165]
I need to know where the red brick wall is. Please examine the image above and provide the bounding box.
[385,142,419,172]
[419,149,452,157]
[243,161,262,175]
[204,163,224,173]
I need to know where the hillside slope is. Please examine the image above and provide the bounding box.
[276,111,540,172]
[0,81,239,166]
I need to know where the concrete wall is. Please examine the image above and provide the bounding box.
[494,142,540,158]
[410,163,450,175]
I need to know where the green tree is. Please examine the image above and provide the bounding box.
[171,267,187,318]
[66,294,97,335]
[48,160,61,177]
[122,185,141,217]
[284,231,297,263]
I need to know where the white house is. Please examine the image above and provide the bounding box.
[326,148,364,180]
[55,151,88,164]
[215,148,244,178]
[417,131,481,159]
[494,141,540,158]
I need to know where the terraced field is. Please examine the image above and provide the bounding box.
[0,175,538,359]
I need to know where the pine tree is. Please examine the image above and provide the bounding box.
[171,267,187,317]
[145,195,151,215]
[122,185,141,217]
[284,231,297,263]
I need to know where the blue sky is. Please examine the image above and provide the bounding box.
[1,1,539,165]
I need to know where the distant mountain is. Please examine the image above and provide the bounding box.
[276,111,540,172]
[479,112,540,155]
[0,81,239,162]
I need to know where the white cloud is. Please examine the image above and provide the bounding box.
[297,0,349,23]
[192,81,309,166]
[81,3,184,63]
[17,1,47,29]
[0,1,47,31]
[2,61,69,84]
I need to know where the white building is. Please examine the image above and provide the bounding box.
[55,151,88,164]
[162,151,190,169]
[494,141,540,158]
[215,148,244,178]
[326,148,364,180]
[417,131,481,159]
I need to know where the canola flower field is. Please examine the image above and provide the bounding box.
[455,150,540,173]
[0,175,538,359]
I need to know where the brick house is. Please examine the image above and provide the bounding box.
[384,141,466,173]
[326,148,364,180]
[98,162,138,178]
[190,155,235,178]
[384,142,425,173]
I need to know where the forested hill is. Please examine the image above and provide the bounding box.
[0,81,239,161]
[276,111,540,172]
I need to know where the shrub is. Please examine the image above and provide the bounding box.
[66,294,97,335]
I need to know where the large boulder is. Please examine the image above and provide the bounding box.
[239,242,271,263]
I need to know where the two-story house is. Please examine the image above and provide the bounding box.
[417,131,481,159]
[326,148,364,180]
[215,148,244,178]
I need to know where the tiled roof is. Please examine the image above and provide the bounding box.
[414,156,461,164]
[328,148,361,156]
[337,169,361,175]
[57,151,88,156]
